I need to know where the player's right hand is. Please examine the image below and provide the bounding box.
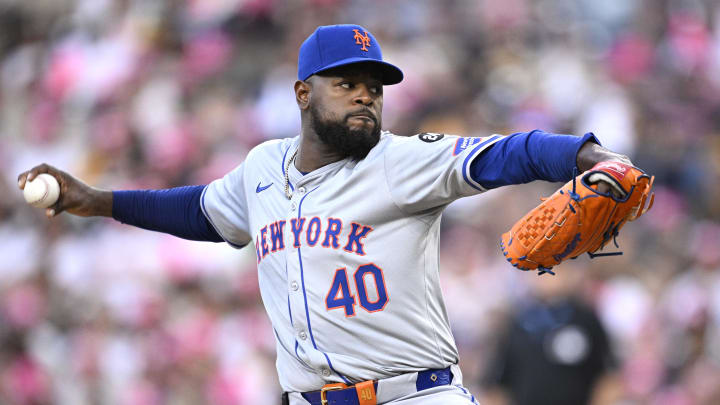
[17,164,113,218]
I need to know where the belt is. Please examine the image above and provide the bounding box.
[282,367,453,405]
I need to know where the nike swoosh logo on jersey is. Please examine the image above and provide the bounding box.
[256,182,273,193]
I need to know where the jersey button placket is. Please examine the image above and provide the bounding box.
[290,281,299,291]
[299,331,307,340]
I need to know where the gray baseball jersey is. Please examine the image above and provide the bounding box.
[201,131,503,393]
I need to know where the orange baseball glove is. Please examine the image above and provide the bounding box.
[500,161,654,275]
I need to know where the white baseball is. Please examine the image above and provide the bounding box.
[23,173,60,208]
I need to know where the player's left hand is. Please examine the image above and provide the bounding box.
[500,161,654,274]
[576,141,634,199]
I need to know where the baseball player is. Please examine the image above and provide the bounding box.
[19,24,633,404]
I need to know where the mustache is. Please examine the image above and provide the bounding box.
[345,109,377,125]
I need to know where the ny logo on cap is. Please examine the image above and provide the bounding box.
[352,29,371,51]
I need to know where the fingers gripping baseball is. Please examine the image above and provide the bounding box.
[17,164,111,218]
[18,164,63,217]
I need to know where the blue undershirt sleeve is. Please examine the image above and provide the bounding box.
[112,185,225,243]
[470,130,600,189]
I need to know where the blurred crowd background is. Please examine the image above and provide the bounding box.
[2,0,720,404]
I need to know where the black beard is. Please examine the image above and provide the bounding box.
[310,106,381,160]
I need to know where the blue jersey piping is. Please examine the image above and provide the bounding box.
[297,185,350,384]
[281,144,295,192]
[461,135,500,192]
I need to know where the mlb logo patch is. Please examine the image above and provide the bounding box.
[453,137,484,156]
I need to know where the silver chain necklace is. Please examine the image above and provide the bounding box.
[284,148,298,199]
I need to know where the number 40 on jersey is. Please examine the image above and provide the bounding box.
[325,263,389,317]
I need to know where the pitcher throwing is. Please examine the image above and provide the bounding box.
[19,24,649,405]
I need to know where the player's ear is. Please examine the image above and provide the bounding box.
[295,80,311,110]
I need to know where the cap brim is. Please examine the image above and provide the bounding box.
[311,57,404,85]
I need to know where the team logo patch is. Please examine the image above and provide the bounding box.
[452,137,484,155]
[418,133,444,143]
[352,29,371,52]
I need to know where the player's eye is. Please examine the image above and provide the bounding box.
[339,82,352,89]
[370,86,381,94]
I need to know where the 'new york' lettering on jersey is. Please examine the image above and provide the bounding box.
[200,131,503,393]
[255,217,372,264]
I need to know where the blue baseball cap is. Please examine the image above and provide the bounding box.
[298,24,403,85]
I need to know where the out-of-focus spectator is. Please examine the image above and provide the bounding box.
[481,267,618,405]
